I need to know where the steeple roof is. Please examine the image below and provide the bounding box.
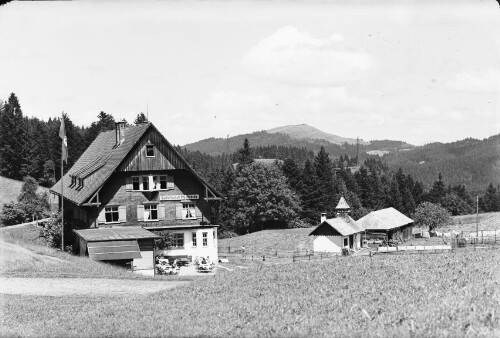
[336,196,350,210]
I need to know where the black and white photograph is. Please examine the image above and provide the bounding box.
[0,0,499,337]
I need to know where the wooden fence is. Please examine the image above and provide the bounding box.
[378,245,451,253]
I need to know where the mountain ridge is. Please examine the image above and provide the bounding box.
[267,124,365,145]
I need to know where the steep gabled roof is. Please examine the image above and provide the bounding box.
[309,215,363,237]
[50,123,222,206]
[336,196,350,210]
[357,207,413,231]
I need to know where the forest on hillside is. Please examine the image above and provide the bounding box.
[384,135,500,191]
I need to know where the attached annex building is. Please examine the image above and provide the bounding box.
[50,122,223,272]
[309,197,364,254]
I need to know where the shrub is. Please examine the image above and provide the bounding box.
[1,201,26,226]
[39,215,62,248]
[39,212,73,249]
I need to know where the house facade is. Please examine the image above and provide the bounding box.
[309,197,364,254]
[50,122,222,270]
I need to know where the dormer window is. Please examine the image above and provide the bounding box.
[146,145,155,157]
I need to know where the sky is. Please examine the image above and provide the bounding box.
[0,0,499,146]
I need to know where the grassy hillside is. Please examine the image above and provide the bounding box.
[383,134,500,191]
[0,176,50,209]
[219,212,500,254]
[3,249,499,337]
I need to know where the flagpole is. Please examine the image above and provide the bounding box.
[61,113,65,251]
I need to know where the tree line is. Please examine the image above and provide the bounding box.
[0,93,148,186]
[192,139,500,237]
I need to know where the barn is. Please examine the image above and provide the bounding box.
[309,197,364,254]
[50,121,223,271]
[357,207,414,242]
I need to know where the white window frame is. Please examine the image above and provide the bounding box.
[182,203,196,220]
[105,206,119,223]
[172,233,184,249]
[202,232,208,247]
[146,144,155,157]
[132,176,140,191]
[192,232,197,247]
[159,175,167,190]
[132,175,170,191]
[144,204,158,221]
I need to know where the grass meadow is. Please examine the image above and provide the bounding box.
[2,249,499,337]
[1,213,500,337]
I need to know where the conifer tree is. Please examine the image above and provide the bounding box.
[0,93,26,179]
[237,138,253,167]
[314,146,336,215]
[134,112,148,125]
[428,172,447,204]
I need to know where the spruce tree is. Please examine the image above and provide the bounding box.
[237,138,254,167]
[0,93,26,180]
[134,112,148,125]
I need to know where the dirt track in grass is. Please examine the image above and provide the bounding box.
[0,277,188,297]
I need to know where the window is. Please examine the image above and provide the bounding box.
[192,232,197,247]
[344,237,348,247]
[132,177,140,190]
[130,175,170,191]
[202,232,208,247]
[146,145,155,157]
[172,233,184,248]
[142,176,149,190]
[105,206,119,223]
[144,204,158,220]
[182,203,196,219]
[160,176,167,189]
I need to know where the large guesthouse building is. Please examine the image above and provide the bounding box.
[50,122,222,271]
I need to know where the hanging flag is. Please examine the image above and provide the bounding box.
[59,116,68,164]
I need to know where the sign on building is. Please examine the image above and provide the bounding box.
[160,194,199,201]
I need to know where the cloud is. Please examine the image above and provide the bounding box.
[290,87,371,116]
[242,26,373,87]
[201,91,274,114]
[445,68,500,92]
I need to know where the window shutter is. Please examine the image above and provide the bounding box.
[176,204,183,219]
[167,175,174,190]
[125,177,132,191]
[158,204,165,220]
[97,208,106,224]
[195,204,201,219]
[118,206,127,222]
[137,205,144,221]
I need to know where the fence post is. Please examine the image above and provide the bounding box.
[293,254,295,262]
[263,255,265,262]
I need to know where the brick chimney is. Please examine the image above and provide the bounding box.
[320,212,327,224]
[115,121,126,146]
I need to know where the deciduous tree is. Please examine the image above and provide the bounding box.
[413,202,451,231]
[226,163,300,234]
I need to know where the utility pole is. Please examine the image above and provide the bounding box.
[356,137,359,166]
[476,195,479,241]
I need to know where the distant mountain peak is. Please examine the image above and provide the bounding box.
[267,124,363,145]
